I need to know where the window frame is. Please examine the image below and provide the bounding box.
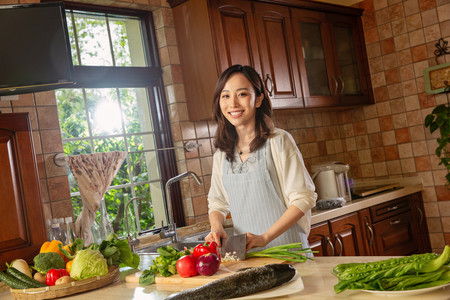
[58,1,186,231]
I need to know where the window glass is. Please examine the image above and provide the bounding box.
[57,8,167,238]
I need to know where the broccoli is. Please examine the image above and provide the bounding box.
[33,252,66,274]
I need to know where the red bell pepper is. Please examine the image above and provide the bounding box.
[45,269,70,286]
[193,241,221,262]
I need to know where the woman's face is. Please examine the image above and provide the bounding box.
[219,73,263,130]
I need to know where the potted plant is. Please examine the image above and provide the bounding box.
[425,102,450,188]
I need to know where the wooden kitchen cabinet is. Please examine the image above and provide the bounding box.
[370,194,430,256]
[291,8,373,108]
[169,0,373,121]
[358,208,376,256]
[308,221,333,256]
[310,192,431,257]
[410,193,432,253]
[253,2,303,109]
[0,113,47,271]
[172,0,260,121]
[309,212,365,256]
[329,212,365,256]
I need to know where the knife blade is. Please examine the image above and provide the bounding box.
[220,233,247,261]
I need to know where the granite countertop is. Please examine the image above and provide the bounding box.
[1,256,448,300]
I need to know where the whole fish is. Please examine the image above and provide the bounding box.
[165,263,296,300]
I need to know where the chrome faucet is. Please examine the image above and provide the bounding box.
[125,196,152,252]
[160,171,202,243]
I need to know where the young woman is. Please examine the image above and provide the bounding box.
[205,65,317,252]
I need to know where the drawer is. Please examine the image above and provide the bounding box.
[370,197,410,223]
[372,210,418,256]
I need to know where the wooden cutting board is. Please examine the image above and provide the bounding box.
[354,184,402,197]
[125,258,288,285]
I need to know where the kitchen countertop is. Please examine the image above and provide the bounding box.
[1,256,448,300]
[311,178,423,225]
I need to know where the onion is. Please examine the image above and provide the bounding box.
[195,253,220,276]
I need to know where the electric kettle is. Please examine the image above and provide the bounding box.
[311,161,352,201]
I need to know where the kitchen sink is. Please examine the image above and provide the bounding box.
[136,241,203,254]
[135,230,209,254]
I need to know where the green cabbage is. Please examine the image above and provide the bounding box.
[70,249,108,280]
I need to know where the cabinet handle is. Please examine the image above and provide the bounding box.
[334,234,343,256]
[387,205,399,211]
[331,75,338,95]
[326,236,335,256]
[365,222,374,247]
[390,219,401,226]
[265,74,273,97]
[338,75,344,94]
[417,206,424,224]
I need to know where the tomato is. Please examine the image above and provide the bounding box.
[176,255,198,278]
[45,269,70,286]
[193,242,221,262]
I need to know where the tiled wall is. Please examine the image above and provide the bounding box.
[1,0,448,253]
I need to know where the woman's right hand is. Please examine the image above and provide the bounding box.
[205,228,227,247]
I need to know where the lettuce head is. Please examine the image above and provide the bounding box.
[70,249,108,280]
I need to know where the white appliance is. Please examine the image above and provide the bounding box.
[311,161,352,201]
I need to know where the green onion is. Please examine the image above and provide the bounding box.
[245,243,316,262]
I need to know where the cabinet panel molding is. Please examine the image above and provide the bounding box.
[0,113,47,271]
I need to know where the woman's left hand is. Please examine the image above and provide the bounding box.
[245,232,269,251]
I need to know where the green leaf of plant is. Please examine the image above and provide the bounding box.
[432,104,446,114]
[424,114,435,127]
[139,269,155,285]
[430,123,439,133]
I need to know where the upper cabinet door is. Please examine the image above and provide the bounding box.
[210,0,260,74]
[327,13,372,105]
[291,9,338,108]
[291,9,373,108]
[253,2,303,109]
[0,113,47,270]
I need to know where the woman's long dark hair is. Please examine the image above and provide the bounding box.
[212,65,274,161]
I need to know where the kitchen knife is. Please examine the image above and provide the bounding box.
[220,233,247,261]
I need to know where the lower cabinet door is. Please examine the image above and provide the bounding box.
[308,222,333,256]
[329,212,365,256]
[372,211,419,256]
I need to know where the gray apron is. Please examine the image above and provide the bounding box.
[222,142,311,251]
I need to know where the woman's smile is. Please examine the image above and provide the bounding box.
[229,110,244,118]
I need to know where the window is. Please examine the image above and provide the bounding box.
[56,3,180,238]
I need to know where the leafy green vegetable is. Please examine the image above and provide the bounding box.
[58,238,85,261]
[88,234,140,268]
[334,245,450,294]
[138,245,189,285]
[70,249,108,280]
[333,252,438,279]
[377,269,445,291]
[417,244,450,273]
[139,269,155,285]
[33,252,66,274]
[245,243,316,262]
